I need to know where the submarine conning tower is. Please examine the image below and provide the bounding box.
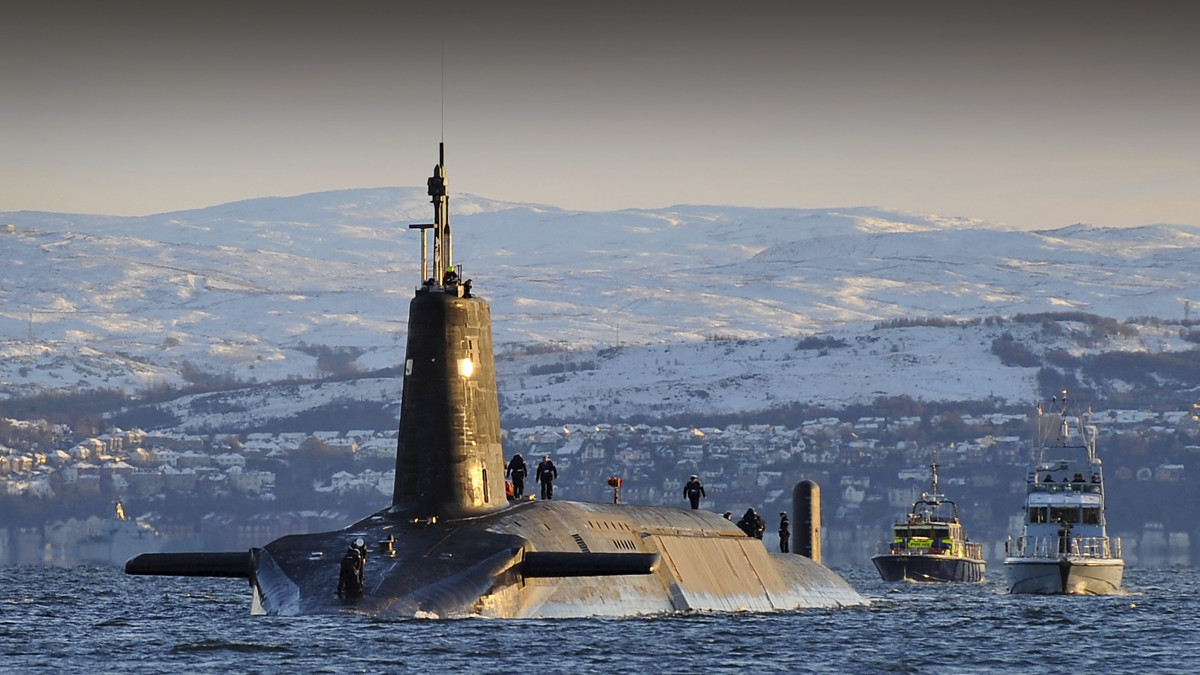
[391,143,507,519]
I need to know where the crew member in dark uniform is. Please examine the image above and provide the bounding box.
[737,508,759,537]
[683,474,706,509]
[778,512,791,553]
[506,453,528,499]
[536,454,558,500]
[337,543,364,598]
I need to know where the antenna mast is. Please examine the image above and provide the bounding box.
[408,143,451,286]
[432,143,450,277]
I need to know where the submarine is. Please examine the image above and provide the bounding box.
[125,145,866,617]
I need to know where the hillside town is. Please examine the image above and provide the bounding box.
[2,402,1198,567]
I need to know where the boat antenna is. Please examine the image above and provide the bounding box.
[1079,405,1098,463]
[929,449,940,498]
[1031,400,1046,465]
[1057,389,1073,447]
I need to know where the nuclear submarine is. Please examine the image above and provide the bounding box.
[125,145,866,617]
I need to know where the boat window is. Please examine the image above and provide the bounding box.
[1050,507,1080,524]
[1081,507,1101,525]
[1028,507,1048,524]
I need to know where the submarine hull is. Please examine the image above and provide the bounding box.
[125,143,867,616]
[239,499,862,617]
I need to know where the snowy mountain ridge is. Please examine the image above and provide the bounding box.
[3,188,1199,429]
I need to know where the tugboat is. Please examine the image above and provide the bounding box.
[1004,392,1124,595]
[871,454,986,583]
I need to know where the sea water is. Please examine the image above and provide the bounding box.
[2,564,1196,674]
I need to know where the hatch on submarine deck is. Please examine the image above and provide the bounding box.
[125,144,866,617]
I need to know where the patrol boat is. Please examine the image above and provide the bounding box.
[871,456,985,583]
[1004,393,1124,595]
[125,144,866,617]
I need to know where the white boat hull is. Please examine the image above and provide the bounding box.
[1004,556,1124,595]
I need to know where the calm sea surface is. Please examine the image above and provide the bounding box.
[2,564,1196,674]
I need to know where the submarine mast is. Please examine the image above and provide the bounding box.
[392,145,507,519]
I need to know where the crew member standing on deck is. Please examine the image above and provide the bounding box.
[337,544,364,598]
[778,512,791,553]
[737,508,759,537]
[536,454,558,500]
[683,475,706,509]
[506,453,528,500]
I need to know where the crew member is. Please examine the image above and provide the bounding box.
[683,474,706,509]
[536,454,558,500]
[778,512,791,553]
[737,508,759,537]
[506,453,528,500]
[337,544,364,598]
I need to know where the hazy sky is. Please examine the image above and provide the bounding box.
[4,1,1197,229]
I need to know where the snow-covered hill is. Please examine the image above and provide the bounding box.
[3,189,1198,427]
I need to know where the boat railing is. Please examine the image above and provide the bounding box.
[1008,535,1122,559]
[1029,482,1102,494]
[875,540,984,559]
[962,541,984,559]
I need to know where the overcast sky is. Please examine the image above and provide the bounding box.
[4,1,1197,230]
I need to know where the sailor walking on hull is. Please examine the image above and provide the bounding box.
[536,455,558,500]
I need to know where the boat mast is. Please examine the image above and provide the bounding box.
[925,449,940,502]
[1056,389,1071,446]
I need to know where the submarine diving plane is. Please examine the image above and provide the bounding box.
[125,145,866,617]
